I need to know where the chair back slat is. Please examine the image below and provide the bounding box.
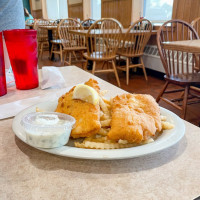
[157,19,199,77]
[58,18,85,49]
[85,18,122,60]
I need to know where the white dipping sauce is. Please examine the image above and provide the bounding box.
[21,112,76,148]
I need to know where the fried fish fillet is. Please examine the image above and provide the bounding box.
[131,94,162,132]
[55,79,101,138]
[107,94,162,143]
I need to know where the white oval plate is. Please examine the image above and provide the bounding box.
[12,101,185,160]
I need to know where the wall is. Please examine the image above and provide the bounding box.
[132,0,143,22]
[68,0,83,20]
[68,0,82,5]
[101,0,132,28]
[31,0,42,10]
[30,0,43,18]
[172,0,200,23]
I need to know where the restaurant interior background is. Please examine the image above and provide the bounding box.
[1,1,200,198]
[22,0,200,126]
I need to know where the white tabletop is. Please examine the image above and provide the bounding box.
[0,66,200,200]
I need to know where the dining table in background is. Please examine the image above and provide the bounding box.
[69,29,157,70]
[69,29,157,37]
[0,66,200,199]
[162,39,200,53]
[39,25,58,60]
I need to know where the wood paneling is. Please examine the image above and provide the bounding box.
[172,0,200,23]
[101,0,132,28]
[68,1,83,20]
[29,0,42,19]
[31,9,43,19]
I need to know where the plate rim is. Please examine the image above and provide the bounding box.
[12,100,185,160]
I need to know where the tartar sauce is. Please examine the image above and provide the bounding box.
[21,112,76,148]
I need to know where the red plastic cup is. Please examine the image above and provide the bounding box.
[0,32,7,96]
[3,29,38,90]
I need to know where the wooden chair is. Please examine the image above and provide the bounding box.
[191,17,200,36]
[58,18,86,65]
[81,18,95,29]
[33,19,50,58]
[191,17,200,72]
[83,18,122,87]
[156,19,200,119]
[116,18,152,85]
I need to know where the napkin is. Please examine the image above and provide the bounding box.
[0,96,45,120]
[6,67,15,87]
[41,66,66,90]
[0,88,68,120]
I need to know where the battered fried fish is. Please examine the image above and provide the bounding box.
[55,79,101,138]
[108,94,162,143]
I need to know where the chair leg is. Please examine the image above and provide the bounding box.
[140,56,148,81]
[112,60,121,87]
[63,51,67,65]
[102,61,106,69]
[156,81,169,102]
[80,51,83,60]
[80,51,84,68]
[59,44,62,63]
[181,85,189,119]
[126,57,129,85]
[107,61,109,69]
[40,42,44,59]
[73,51,78,61]
[69,52,72,65]
[37,42,40,57]
[83,59,88,70]
[92,61,96,74]
[50,43,54,60]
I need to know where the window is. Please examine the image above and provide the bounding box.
[58,0,68,19]
[91,0,101,20]
[44,0,68,20]
[143,0,173,23]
